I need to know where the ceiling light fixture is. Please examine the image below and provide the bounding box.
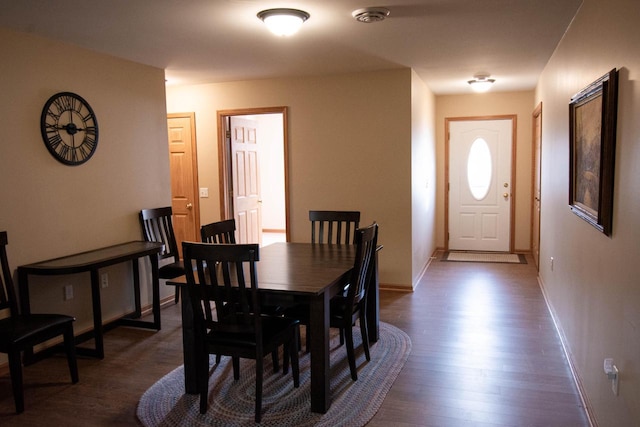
[352,7,390,23]
[257,8,310,37]
[468,75,496,93]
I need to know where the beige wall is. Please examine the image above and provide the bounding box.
[411,71,438,285]
[166,69,433,288]
[0,29,171,339]
[435,91,535,252]
[536,0,640,424]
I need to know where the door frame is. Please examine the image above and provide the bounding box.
[217,106,290,242]
[531,103,542,270]
[445,115,517,252]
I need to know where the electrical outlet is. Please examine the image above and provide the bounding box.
[101,272,109,288]
[64,284,74,300]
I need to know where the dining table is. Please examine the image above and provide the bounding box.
[168,241,381,414]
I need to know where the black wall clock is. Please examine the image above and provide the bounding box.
[40,92,99,166]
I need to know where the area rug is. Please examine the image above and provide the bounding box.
[442,251,527,264]
[137,322,410,427]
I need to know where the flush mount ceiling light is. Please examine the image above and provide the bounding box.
[352,7,390,23]
[257,8,310,36]
[468,75,496,93]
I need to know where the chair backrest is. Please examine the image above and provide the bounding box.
[139,207,179,261]
[345,223,378,309]
[0,231,19,317]
[309,210,360,244]
[182,242,262,341]
[201,219,237,244]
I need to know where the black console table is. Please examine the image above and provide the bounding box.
[17,241,163,359]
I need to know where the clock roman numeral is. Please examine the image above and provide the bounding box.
[58,144,70,160]
[48,134,64,150]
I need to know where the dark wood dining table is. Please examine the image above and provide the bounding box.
[168,241,381,414]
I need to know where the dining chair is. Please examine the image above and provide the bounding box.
[139,207,183,304]
[201,218,269,366]
[182,241,300,423]
[309,210,360,244]
[285,222,378,380]
[200,219,236,244]
[0,231,79,413]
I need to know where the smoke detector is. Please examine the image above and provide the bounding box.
[352,7,390,23]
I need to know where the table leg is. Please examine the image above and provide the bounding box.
[90,269,105,359]
[149,255,161,329]
[309,291,331,413]
[132,259,142,318]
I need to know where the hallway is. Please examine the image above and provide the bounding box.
[371,252,590,426]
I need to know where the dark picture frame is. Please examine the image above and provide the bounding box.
[569,68,618,236]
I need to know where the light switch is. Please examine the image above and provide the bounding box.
[199,188,209,198]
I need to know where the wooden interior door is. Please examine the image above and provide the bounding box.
[230,116,261,245]
[167,113,200,258]
[532,104,542,269]
[447,117,515,252]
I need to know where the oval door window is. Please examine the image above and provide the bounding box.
[467,137,492,200]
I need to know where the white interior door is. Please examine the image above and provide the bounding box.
[230,116,262,245]
[448,119,513,251]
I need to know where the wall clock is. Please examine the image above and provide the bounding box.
[40,92,99,166]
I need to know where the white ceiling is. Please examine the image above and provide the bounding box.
[0,0,582,94]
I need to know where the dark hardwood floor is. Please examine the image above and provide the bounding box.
[0,252,590,426]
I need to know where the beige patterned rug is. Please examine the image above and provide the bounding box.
[443,251,527,264]
[137,322,410,427]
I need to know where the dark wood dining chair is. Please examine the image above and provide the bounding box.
[285,222,378,380]
[309,210,360,244]
[328,222,378,380]
[139,207,183,304]
[200,219,236,244]
[182,241,300,422]
[0,231,79,413]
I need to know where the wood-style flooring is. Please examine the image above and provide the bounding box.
[0,252,590,426]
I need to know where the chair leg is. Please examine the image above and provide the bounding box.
[8,351,24,413]
[291,327,300,387]
[359,313,371,362]
[232,357,240,380]
[63,326,79,383]
[282,343,290,375]
[339,327,345,346]
[197,350,210,414]
[305,325,311,353]
[255,358,263,423]
[344,324,358,381]
[174,287,180,304]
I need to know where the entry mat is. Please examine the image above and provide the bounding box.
[442,251,527,264]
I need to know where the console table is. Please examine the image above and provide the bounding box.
[17,241,164,359]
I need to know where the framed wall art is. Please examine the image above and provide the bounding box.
[568,68,618,236]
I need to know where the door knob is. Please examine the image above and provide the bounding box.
[186,203,193,210]
[503,193,509,198]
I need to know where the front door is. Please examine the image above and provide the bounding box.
[230,116,262,245]
[447,117,514,252]
[167,113,200,258]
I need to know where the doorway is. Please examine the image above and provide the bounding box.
[446,116,516,252]
[217,107,289,245]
